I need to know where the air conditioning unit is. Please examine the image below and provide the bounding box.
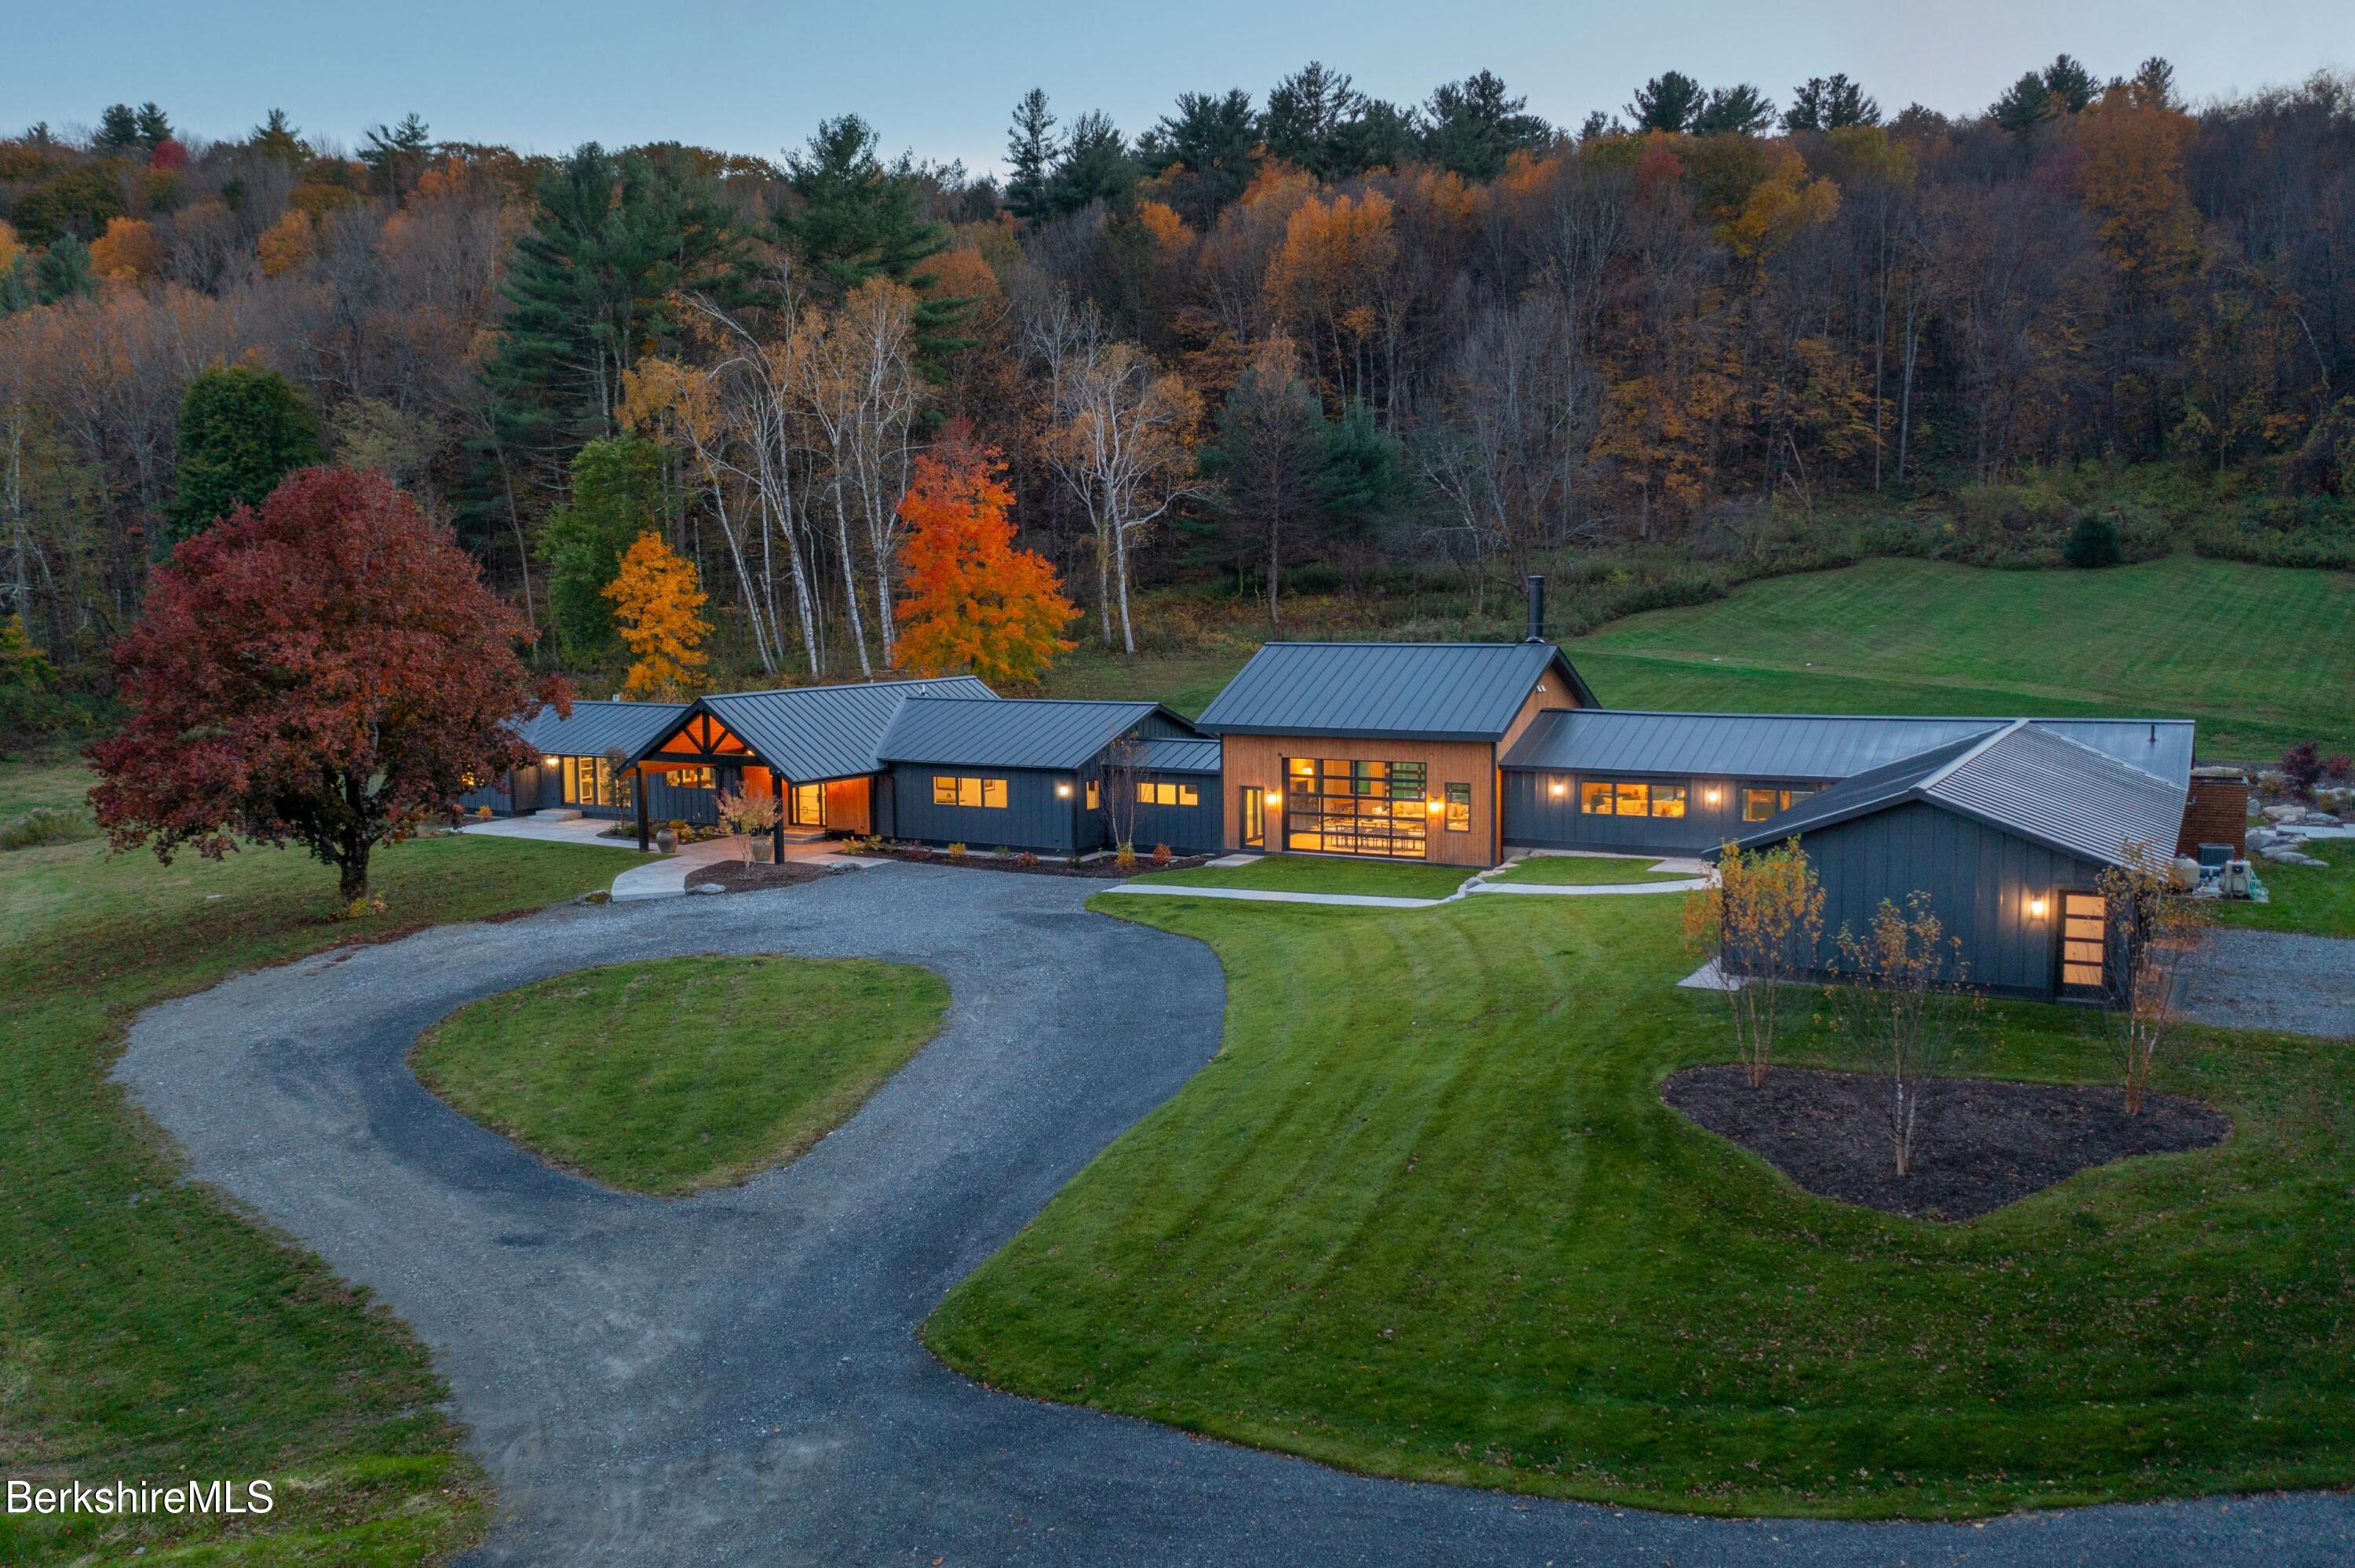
[2219,859,2251,899]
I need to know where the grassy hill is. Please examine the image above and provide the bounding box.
[1044,556,2354,759]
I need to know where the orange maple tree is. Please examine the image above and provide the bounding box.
[601,531,710,699]
[893,428,1075,686]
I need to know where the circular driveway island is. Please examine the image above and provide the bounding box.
[117,865,2354,1566]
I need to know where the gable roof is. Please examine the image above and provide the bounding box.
[629,675,998,781]
[1733,720,2188,868]
[878,697,1193,771]
[1196,641,1595,742]
[1501,709,2196,789]
[513,698,690,760]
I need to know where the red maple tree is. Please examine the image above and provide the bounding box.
[89,467,564,903]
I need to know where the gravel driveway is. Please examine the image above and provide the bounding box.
[118,865,2354,1566]
[2180,928,2355,1037]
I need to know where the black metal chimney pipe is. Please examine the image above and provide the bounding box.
[1524,574,1546,643]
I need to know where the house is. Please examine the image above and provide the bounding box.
[1195,585,1598,868]
[462,574,2207,1000]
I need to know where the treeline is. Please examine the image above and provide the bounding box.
[2,56,2353,713]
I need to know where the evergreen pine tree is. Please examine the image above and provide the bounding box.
[1004,89,1059,224]
[133,102,173,150]
[168,364,327,540]
[1424,71,1546,180]
[95,104,141,151]
[539,437,665,665]
[778,116,969,375]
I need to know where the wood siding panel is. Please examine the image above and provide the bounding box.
[1218,732,1499,867]
[823,777,872,834]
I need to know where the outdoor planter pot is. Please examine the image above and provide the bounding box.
[751,839,775,863]
[655,828,677,854]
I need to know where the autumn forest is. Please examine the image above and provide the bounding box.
[2,56,2353,725]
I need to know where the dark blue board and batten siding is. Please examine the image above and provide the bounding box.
[1793,800,2100,1001]
[884,763,1225,855]
[1502,771,1814,858]
[886,765,1086,854]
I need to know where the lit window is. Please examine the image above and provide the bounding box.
[1444,782,1471,832]
[1136,781,1201,807]
[934,775,1006,808]
[1179,784,1199,807]
[1086,779,1100,811]
[1615,781,1649,816]
[2061,892,2107,989]
[1580,781,1615,815]
[1648,784,1687,819]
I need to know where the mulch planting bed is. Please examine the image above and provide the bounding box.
[1661,1063,2231,1220]
[694,860,849,893]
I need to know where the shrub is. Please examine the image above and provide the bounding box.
[2282,742,2324,795]
[947,841,967,862]
[2326,753,2353,781]
[1013,851,1039,869]
[2062,512,2124,568]
[1149,843,1173,867]
[906,843,932,860]
[0,806,95,851]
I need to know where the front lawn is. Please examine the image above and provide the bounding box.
[1489,854,1695,886]
[1,755,633,1565]
[413,954,947,1194]
[922,892,2354,1519]
[2212,850,2355,939]
[1127,853,1472,900]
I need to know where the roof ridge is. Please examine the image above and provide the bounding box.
[1917,717,2029,791]
[1247,640,1557,649]
[900,695,1154,709]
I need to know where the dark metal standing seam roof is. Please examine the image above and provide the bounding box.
[659,675,998,781]
[1196,641,1596,741]
[1502,710,2198,790]
[1136,737,1223,774]
[513,699,690,759]
[1500,709,2003,779]
[878,698,1193,771]
[1733,720,2188,867]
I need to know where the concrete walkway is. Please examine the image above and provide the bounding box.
[459,815,879,902]
[1103,851,1712,910]
[112,868,2355,1565]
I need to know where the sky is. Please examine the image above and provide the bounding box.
[13,0,2353,177]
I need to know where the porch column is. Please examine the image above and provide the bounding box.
[635,765,650,851]
[770,768,787,861]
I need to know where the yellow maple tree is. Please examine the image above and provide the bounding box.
[601,531,710,699]
[88,217,165,283]
[257,210,313,278]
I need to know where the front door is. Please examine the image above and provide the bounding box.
[1240,785,1264,848]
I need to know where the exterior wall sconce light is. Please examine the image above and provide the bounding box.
[1426,798,1445,815]
[1265,788,1282,805]
[1548,779,1567,797]
[2028,894,2050,920]
[542,756,560,768]
[1704,786,1723,805]
[1055,780,1073,799]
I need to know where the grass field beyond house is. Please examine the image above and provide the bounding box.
[0,757,633,1566]
[414,954,947,1194]
[1489,854,1696,886]
[922,892,2355,1520]
[1128,854,1472,900]
[1570,556,2355,759]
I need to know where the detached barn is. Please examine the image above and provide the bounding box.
[1730,720,2190,1001]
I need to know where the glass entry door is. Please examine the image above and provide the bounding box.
[2060,892,2107,993]
[1240,786,1264,847]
